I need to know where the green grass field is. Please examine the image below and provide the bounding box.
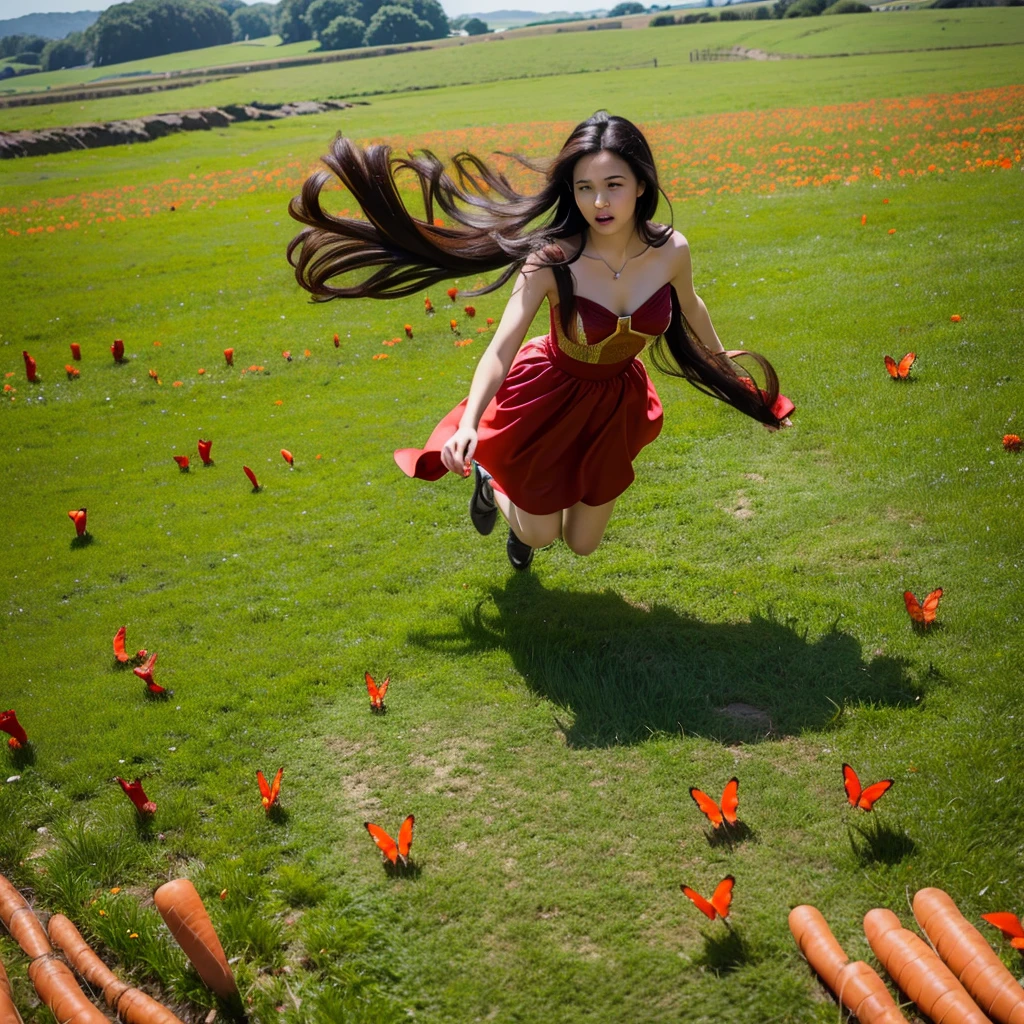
[2,10,1023,1024]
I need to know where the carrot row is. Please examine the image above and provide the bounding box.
[0,956,23,1024]
[0,874,51,961]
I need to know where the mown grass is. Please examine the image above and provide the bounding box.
[3,7,1023,130]
[1,22,1023,1024]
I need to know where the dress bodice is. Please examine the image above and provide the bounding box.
[550,284,672,366]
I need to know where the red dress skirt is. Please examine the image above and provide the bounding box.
[394,285,672,516]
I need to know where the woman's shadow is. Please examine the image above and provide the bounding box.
[409,574,918,747]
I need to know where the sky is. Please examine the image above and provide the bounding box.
[0,0,606,22]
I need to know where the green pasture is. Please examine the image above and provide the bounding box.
[3,6,1023,117]
[2,16,1024,1024]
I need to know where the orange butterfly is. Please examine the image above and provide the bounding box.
[365,815,414,866]
[257,767,283,814]
[904,588,942,628]
[681,876,734,922]
[113,625,146,664]
[133,652,167,694]
[842,763,893,811]
[884,352,915,379]
[365,672,389,713]
[981,912,1024,950]
[173,455,189,470]
[689,777,739,830]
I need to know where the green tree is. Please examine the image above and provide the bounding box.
[277,0,315,41]
[462,15,488,32]
[305,0,350,33]
[609,1,645,13]
[319,12,365,45]
[390,0,448,38]
[91,0,233,66]
[40,32,89,69]
[216,0,246,13]
[363,3,429,43]
[231,4,274,36]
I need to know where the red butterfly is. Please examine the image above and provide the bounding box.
[681,876,734,922]
[111,339,125,363]
[904,588,942,628]
[981,912,1024,950]
[173,455,189,470]
[842,763,893,811]
[365,672,389,713]
[689,778,739,830]
[116,776,156,814]
[0,709,28,750]
[243,465,259,490]
[365,815,414,867]
[281,449,294,466]
[884,352,915,379]
[133,652,167,694]
[257,768,283,813]
[68,508,87,537]
[197,439,213,465]
[113,626,146,664]
[223,348,234,366]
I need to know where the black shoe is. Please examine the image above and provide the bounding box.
[469,462,497,536]
[506,527,534,571]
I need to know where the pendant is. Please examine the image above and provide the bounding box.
[613,272,620,279]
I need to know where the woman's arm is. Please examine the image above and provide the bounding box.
[440,258,553,474]
[667,232,725,355]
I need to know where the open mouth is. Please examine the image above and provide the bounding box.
[595,215,614,225]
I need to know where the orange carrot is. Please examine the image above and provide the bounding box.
[0,874,51,960]
[153,880,237,999]
[48,914,186,1024]
[789,905,908,1023]
[913,888,1024,1024]
[0,956,23,1024]
[864,908,989,1023]
[28,957,109,1024]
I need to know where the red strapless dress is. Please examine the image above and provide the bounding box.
[394,285,671,516]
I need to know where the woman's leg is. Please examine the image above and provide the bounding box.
[492,490,562,548]
[561,497,617,556]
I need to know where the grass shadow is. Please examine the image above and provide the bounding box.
[847,817,916,865]
[694,926,752,975]
[381,859,422,881]
[267,804,290,826]
[70,533,95,549]
[409,575,918,747]
[704,821,756,849]
[9,744,36,769]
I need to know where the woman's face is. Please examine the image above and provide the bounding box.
[571,149,645,237]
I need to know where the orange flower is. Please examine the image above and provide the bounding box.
[333,333,340,348]
[1003,434,1022,452]
[65,365,80,378]
[224,348,234,365]
[486,318,494,326]
[372,353,389,360]
[950,314,961,322]
[450,319,458,333]
[274,399,283,405]
[172,381,183,387]
[404,324,413,338]
[153,340,162,348]
[424,297,434,313]
[447,287,458,301]
[198,368,205,374]
[888,228,896,235]
[281,449,294,466]
[860,214,866,225]
[883,198,890,204]
[304,349,311,358]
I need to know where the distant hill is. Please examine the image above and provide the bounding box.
[0,10,101,41]
[463,8,610,28]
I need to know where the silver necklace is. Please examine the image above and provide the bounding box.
[581,244,650,280]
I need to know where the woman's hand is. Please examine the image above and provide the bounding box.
[441,425,478,476]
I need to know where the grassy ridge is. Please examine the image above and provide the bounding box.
[2,17,1023,1023]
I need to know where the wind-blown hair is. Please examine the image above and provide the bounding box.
[287,112,784,425]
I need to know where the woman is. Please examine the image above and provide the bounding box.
[288,112,792,570]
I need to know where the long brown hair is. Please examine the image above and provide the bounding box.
[287,112,784,425]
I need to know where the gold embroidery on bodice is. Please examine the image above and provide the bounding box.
[551,308,660,366]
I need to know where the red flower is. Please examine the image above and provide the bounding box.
[243,465,259,490]
[333,333,340,348]
[133,652,166,694]
[860,214,866,226]
[68,508,87,537]
[447,287,458,301]
[1003,434,1022,452]
[173,455,190,470]
[424,297,434,314]
[197,368,205,375]
[950,314,961,322]
[888,228,897,235]
[486,317,494,327]
[404,324,413,338]
[65,365,80,379]
[198,439,213,465]
[281,449,294,466]
[111,339,125,362]
[224,348,234,366]
[0,709,28,750]
[22,351,38,383]
[70,343,82,361]
[464,305,476,317]
[116,777,157,815]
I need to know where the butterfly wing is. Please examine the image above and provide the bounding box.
[365,672,383,708]
[842,764,862,807]
[897,352,916,377]
[903,591,925,624]
[856,778,893,811]
[378,676,390,701]
[257,770,271,806]
[397,814,414,863]
[365,822,399,864]
[681,885,718,921]
[710,876,735,920]
[981,912,1024,949]
[884,355,899,379]
[689,788,724,829]
[921,588,943,624]
[268,767,283,807]
[720,778,740,826]
[113,626,130,663]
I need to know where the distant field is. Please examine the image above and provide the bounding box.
[2,10,1023,135]
[3,7,1023,106]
